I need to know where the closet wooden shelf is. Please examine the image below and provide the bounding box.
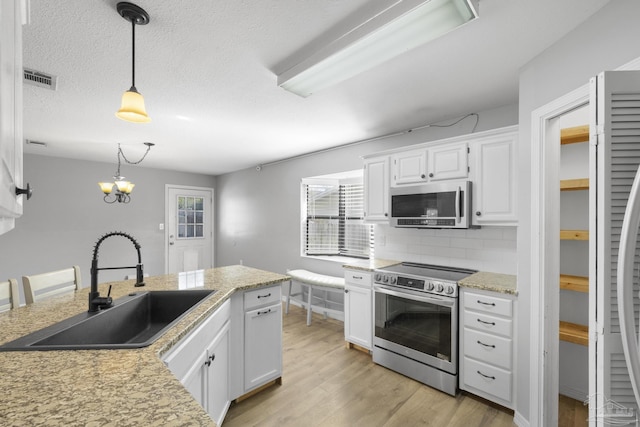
[560,125,589,145]
[559,321,589,346]
[560,178,589,191]
[560,274,589,293]
[560,230,589,240]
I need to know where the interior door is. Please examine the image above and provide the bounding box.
[166,185,214,273]
[592,70,640,423]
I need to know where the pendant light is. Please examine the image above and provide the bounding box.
[115,2,151,123]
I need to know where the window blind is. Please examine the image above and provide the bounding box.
[305,182,373,258]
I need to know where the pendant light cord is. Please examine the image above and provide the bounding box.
[131,20,136,89]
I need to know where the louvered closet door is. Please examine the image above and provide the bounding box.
[593,70,640,419]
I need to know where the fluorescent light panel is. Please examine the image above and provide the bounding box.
[278,0,479,97]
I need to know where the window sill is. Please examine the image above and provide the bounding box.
[301,254,369,265]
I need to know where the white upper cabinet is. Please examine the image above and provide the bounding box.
[427,142,469,181]
[470,130,518,226]
[363,156,389,222]
[391,142,468,186]
[0,0,24,235]
[391,149,427,185]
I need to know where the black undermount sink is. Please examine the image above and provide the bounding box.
[0,289,216,351]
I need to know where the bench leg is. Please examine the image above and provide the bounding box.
[306,284,313,326]
[285,280,292,315]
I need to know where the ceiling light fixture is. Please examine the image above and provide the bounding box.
[115,2,151,123]
[277,0,479,97]
[99,142,154,204]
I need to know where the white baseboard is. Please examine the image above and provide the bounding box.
[513,411,529,427]
[559,385,588,402]
[281,295,345,322]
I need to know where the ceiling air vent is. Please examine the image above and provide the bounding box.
[23,68,57,90]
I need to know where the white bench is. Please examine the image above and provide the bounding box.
[286,269,345,326]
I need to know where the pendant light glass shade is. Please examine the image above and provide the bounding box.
[116,87,151,123]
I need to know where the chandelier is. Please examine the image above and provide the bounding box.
[98,142,154,203]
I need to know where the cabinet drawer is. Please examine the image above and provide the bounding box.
[464,292,512,317]
[463,310,512,338]
[463,328,512,370]
[463,357,512,403]
[163,299,231,381]
[244,285,282,310]
[344,270,372,287]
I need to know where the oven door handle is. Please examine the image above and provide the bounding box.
[374,285,455,308]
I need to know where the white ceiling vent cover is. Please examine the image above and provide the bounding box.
[23,68,57,90]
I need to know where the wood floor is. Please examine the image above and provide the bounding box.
[224,305,516,427]
[558,395,588,427]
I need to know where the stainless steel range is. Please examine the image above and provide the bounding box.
[373,262,476,396]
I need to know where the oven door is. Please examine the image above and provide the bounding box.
[373,285,457,374]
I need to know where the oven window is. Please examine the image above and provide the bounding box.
[374,291,452,362]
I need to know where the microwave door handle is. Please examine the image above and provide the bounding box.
[455,186,461,223]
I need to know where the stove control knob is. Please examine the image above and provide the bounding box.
[435,283,444,293]
[374,273,382,282]
[382,275,389,283]
[389,276,397,285]
[445,285,454,295]
[426,281,435,291]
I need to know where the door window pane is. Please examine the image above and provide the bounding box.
[177,196,205,239]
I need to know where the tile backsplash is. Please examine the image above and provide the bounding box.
[374,225,517,275]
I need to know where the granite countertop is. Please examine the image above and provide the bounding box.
[342,258,400,272]
[459,271,518,295]
[0,265,289,427]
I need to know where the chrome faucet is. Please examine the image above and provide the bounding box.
[89,231,145,312]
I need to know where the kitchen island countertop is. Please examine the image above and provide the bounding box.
[0,265,289,427]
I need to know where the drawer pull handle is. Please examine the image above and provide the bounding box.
[354,276,362,279]
[477,340,496,349]
[257,309,272,315]
[477,300,496,307]
[477,370,496,380]
[477,318,496,326]
[257,293,272,299]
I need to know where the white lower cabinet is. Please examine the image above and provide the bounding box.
[459,288,516,409]
[163,299,231,426]
[230,284,283,400]
[244,301,282,390]
[343,269,372,350]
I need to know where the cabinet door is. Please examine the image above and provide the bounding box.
[472,134,517,225]
[181,349,208,409]
[344,284,372,349]
[0,0,23,235]
[205,321,230,426]
[244,302,282,391]
[392,149,427,185]
[427,143,468,181]
[363,156,389,222]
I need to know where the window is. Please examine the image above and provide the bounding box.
[302,172,373,259]
[177,196,205,238]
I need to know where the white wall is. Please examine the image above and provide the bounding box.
[215,104,518,278]
[517,0,640,423]
[0,154,216,304]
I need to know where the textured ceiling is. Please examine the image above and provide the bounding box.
[22,0,611,175]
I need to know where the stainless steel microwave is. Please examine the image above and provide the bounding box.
[390,181,472,229]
